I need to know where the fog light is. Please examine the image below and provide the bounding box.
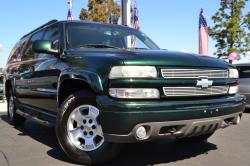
[136,126,147,140]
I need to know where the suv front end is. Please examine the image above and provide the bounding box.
[97,65,245,142]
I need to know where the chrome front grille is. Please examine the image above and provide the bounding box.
[163,86,229,97]
[161,69,228,79]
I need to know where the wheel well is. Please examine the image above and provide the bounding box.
[5,80,12,100]
[58,79,94,107]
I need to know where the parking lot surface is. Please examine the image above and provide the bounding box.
[0,103,249,166]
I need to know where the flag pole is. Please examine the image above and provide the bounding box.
[121,0,131,27]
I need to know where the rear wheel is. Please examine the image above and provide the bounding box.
[56,90,121,165]
[7,90,25,126]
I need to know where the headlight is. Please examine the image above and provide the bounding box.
[229,69,239,78]
[229,85,238,94]
[109,88,160,99]
[109,66,157,79]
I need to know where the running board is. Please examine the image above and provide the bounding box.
[16,109,54,127]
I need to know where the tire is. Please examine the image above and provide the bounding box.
[178,132,214,142]
[7,90,26,126]
[56,90,121,165]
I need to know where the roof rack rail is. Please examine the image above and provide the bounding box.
[21,19,58,39]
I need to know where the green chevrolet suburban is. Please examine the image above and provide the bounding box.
[5,20,245,165]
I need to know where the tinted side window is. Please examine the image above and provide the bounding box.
[44,24,59,50]
[23,30,45,61]
[238,66,250,78]
[8,39,27,64]
[8,44,20,64]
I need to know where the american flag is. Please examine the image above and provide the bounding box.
[67,0,73,21]
[132,1,139,47]
[133,2,139,30]
[199,8,208,55]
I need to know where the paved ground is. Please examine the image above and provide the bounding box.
[0,103,250,166]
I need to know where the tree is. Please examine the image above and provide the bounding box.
[209,0,250,58]
[79,0,120,24]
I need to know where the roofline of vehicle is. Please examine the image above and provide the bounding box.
[61,20,136,29]
[20,19,137,40]
[21,19,59,39]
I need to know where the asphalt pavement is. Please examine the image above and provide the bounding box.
[0,103,250,166]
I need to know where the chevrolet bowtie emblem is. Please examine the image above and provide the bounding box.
[196,78,213,88]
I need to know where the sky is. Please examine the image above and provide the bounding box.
[0,0,249,68]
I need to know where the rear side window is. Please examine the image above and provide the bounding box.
[238,66,250,78]
[8,39,27,64]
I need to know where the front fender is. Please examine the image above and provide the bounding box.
[58,68,104,94]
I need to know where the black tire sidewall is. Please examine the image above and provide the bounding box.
[7,89,25,125]
[56,91,119,165]
[7,90,14,121]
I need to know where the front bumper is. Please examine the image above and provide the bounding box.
[97,94,245,143]
[239,93,250,108]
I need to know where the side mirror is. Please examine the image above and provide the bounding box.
[32,40,59,55]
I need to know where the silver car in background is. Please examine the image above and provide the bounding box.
[236,63,250,109]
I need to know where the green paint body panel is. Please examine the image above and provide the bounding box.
[97,95,245,134]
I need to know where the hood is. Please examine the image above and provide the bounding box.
[66,49,232,69]
[122,50,232,68]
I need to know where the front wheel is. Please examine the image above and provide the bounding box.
[56,91,121,165]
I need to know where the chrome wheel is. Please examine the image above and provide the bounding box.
[67,105,104,151]
[8,96,14,119]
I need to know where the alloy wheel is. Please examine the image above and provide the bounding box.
[67,105,104,151]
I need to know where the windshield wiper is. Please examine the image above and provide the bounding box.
[79,44,120,49]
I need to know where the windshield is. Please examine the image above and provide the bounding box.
[66,23,160,50]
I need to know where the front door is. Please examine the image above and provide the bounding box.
[27,24,63,113]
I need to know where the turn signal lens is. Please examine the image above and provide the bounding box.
[229,69,239,78]
[229,85,238,94]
